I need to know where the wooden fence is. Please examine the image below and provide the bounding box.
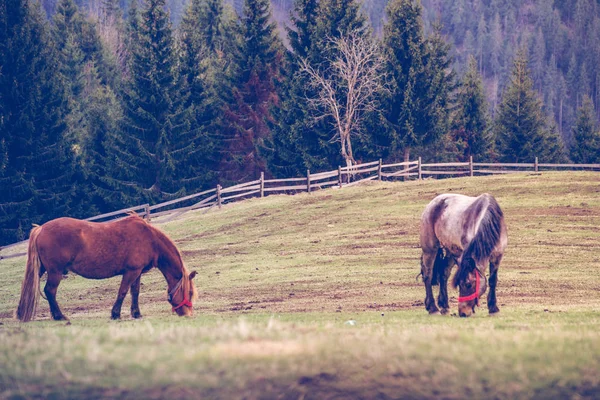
[1,157,598,260]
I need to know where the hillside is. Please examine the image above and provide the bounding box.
[1,172,600,399]
[1,171,599,317]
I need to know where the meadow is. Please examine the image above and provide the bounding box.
[1,172,599,399]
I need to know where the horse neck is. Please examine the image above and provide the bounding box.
[154,231,187,288]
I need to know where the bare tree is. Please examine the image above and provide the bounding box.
[300,30,387,168]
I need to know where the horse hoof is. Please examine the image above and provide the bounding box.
[489,310,500,316]
[429,310,440,315]
[440,308,449,315]
[132,312,142,319]
[111,314,121,320]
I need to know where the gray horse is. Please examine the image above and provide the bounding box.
[419,193,507,317]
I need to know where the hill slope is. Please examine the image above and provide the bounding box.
[1,171,599,318]
[1,172,599,399]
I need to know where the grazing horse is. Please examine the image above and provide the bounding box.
[419,193,507,317]
[16,214,197,322]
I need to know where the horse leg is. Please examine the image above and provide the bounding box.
[487,255,502,314]
[44,271,68,321]
[421,251,439,314]
[130,275,142,319]
[437,257,454,315]
[111,270,141,320]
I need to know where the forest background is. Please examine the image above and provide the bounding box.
[2,0,600,245]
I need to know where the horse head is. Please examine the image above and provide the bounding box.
[167,270,198,317]
[454,258,487,318]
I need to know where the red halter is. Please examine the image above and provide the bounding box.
[457,270,480,305]
[172,297,193,312]
[168,278,193,313]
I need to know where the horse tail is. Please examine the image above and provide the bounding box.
[454,195,504,287]
[16,225,44,322]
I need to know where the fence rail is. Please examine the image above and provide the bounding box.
[1,156,599,260]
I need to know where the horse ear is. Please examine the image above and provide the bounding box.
[189,271,197,280]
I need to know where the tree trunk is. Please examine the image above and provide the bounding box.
[341,134,356,183]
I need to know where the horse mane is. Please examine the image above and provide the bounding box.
[150,223,198,302]
[126,211,148,222]
[453,194,504,288]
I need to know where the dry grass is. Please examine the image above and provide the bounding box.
[0,172,599,399]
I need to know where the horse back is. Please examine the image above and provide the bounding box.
[36,216,160,279]
[421,193,504,257]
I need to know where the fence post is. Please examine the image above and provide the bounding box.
[144,204,151,222]
[378,159,382,181]
[307,169,311,193]
[260,172,264,198]
[469,156,474,177]
[338,166,342,188]
[418,157,422,180]
[217,184,222,208]
[535,157,539,172]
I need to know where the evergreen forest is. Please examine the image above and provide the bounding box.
[2,0,600,245]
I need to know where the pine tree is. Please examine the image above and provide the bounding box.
[418,24,455,159]
[178,0,235,188]
[53,0,116,86]
[264,0,326,178]
[287,0,318,60]
[52,0,124,213]
[570,95,600,163]
[312,0,368,63]
[495,52,566,163]
[53,0,90,149]
[103,0,197,207]
[452,56,493,161]
[220,0,283,183]
[81,63,122,212]
[382,0,424,162]
[383,0,454,162]
[0,0,76,244]
[184,0,231,53]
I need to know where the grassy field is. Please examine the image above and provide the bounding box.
[1,172,599,399]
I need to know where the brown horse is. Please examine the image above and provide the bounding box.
[419,193,507,317]
[16,214,197,322]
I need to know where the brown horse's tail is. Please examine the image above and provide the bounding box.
[16,225,43,322]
